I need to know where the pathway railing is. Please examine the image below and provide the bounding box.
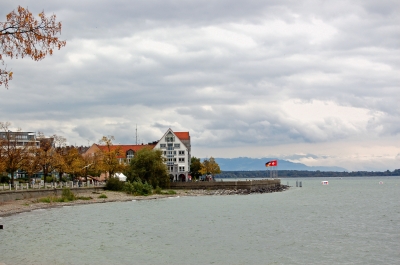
[0,181,105,192]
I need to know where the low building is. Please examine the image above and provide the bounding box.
[0,131,40,148]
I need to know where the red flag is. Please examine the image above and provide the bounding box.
[270,160,278,167]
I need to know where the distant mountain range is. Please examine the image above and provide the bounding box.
[212,157,347,172]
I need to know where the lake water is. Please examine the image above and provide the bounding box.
[1,177,399,265]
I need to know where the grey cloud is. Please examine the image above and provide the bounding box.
[72,126,96,141]
[1,0,399,170]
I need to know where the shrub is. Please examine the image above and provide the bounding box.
[124,180,153,196]
[154,186,162,194]
[105,177,125,191]
[61,188,76,201]
[0,176,10,184]
[98,194,107,199]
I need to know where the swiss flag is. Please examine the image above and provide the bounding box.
[270,160,278,167]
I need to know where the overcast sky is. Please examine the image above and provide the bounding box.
[1,0,399,171]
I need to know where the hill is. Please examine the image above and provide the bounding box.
[212,157,347,171]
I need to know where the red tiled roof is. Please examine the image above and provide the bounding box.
[174,132,190,140]
[96,144,156,158]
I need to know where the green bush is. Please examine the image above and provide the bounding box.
[154,186,162,194]
[105,177,125,191]
[98,194,107,199]
[44,176,56,183]
[124,180,153,196]
[0,176,10,184]
[61,188,76,201]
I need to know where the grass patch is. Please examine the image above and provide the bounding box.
[38,197,53,203]
[153,189,177,195]
[77,196,92,200]
[98,194,107,199]
[37,188,92,203]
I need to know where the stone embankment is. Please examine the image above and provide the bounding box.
[183,184,288,196]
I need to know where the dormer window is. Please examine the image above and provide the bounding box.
[127,150,134,159]
[165,132,175,142]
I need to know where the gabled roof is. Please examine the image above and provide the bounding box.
[174,132,190,141]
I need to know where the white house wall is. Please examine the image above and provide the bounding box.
[154,129,190,182]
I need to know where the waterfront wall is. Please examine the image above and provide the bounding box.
[0,187,104,203]
[170,179,281,191]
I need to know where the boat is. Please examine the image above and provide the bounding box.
[321,181,329,185]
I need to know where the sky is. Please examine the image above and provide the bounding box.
[0,0,399,171]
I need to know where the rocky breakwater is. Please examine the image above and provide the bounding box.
[251,184,289,193]
[185,184,289,196]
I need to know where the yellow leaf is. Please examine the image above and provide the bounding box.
[8,72,13,78]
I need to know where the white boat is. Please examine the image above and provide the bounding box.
[321,181,329,185]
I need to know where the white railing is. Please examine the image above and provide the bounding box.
[0,181,105,191]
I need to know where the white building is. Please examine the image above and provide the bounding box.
[154,129,191,182]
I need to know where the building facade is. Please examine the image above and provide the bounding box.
[153,129,191,182]
[0,131,40,148]
[84,128,191,182]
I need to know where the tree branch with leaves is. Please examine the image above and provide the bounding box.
[0,6,66,88]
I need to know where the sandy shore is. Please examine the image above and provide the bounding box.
[0,186,287,218]
[0,190,199,218]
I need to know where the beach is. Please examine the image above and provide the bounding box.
[0,188,259,218]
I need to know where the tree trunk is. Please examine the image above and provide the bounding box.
[10,170,15,185]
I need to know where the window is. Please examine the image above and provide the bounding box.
[126,150,134,159]
[165,132,175,142]
[164,151,166,155]
[174,143,180,148]
[179,150,185,155]
[160,144,166,148]
[179,166,185,172]
[179,158,185,162]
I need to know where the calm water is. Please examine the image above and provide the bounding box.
[1,177,399,265]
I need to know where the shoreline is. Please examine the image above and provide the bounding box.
[0,186,288,218]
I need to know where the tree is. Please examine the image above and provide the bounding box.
[35,133,60,183]
[52,135,67,181]
[0,6,66,88]
[125,148,169,188]
[99,136,125,179]
[21,144,41,184]
[64,147,84,181]
[200,157,221,179]
[0,122,34,184]
[190,156,202,180]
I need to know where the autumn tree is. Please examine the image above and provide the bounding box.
[35,133,59,182]
[52,134,68,181]
[0,6,66,88]
[99,136,125,179]
[0,122,34,184]
[21,145,41,184]
[64,147,84,181]
[81,150,104,182]
[200,157,221,179]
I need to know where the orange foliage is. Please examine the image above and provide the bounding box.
[0,6,66,88]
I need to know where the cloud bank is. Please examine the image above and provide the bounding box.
[0,0,399,171]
